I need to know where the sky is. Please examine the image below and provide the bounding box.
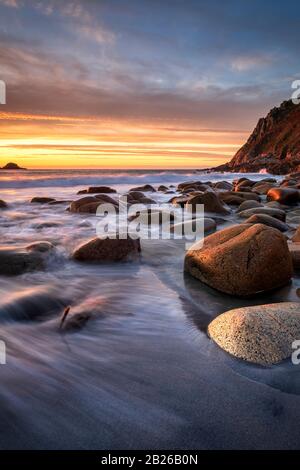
[0,0,299,169]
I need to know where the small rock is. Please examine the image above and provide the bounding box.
[129,184,156,192]
[72,237,141,262]
[86,186,117,194]
[31,197,56,204]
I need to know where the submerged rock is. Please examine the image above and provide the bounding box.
[72,237,141,262]
[26,241,55,253]
[208,302,300,365]
[31,197,56,204]
[184,224,293,296]
[0,248,46,275]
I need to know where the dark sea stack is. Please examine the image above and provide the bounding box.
[1,162,26,170]
[214,100,300,174]
[72,237,141,262]
[184,223,293,296]
[208,303,300,365]
[0,199,8,209]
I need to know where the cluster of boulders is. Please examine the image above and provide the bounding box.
[182,174,300,365]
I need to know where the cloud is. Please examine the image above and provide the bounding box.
[231,54,274,72]
[0,0,20,7]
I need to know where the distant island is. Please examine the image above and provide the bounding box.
[212,99,300,175]
[1,162,27,170]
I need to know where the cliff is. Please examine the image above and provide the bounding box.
[215,100,300,174]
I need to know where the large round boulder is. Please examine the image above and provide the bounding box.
[208,302,300,365]
[267,187,299,205]
[72,237,141,262]
[184,224,293,296]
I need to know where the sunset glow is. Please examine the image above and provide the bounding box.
[0,0,296,168]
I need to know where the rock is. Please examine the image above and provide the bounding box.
[171,217,216,235]
[184,224,293,296]
[265,201,286,209]
[126,192,156,204]
[69,195,118,213]
[292,227,300,242]
[26,241,55,253]
[219,194,245,206]
[208,303,300,365]
[177,181,203,191]
[169,195,190,207]
[129,184,156,192]
[86,186,117,194]
[158,185,168,192]
[267,187,299,204]
[72,237,141,262]
[181,183,210,193]
[252,182,276,195]
[235,179,255,191]
[128,209,175,224]
[0,200,8,209]
[288,243,300,269]
[31,197,56,204]
[236,200,263,212]
[213,181,232,190]
[186,191,230,214]
[244,214,288,232]
[238,207,286,221]
[1,162,26,170]
[220,191,260,202]
[49,200,72,206]
[0,247,46,275]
